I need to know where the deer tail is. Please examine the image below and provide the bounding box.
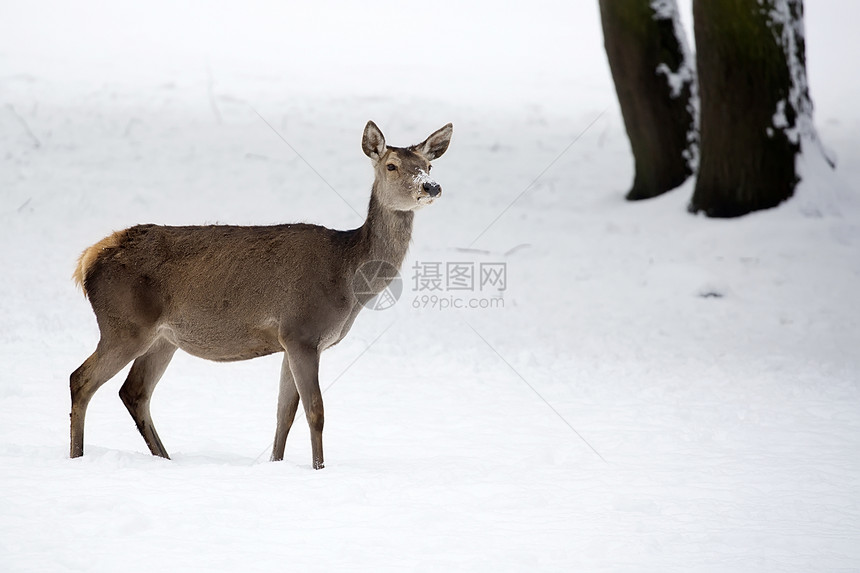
[73,229,128,298]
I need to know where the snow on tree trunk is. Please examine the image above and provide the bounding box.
[689,0,823,217]
[599,0,698,201]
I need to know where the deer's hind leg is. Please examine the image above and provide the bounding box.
[119,337,177,459]
[70,332,154,458]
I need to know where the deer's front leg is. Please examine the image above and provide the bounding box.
[284,341,324,470]
[271,352,300,462]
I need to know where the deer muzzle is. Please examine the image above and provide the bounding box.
[423,181,442,197]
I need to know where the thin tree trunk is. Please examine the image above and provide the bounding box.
[599,0,697,201]
[690,0,813,217]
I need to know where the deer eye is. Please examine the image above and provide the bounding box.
[386,164,397,171]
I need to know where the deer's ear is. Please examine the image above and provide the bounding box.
[417,123,453,160]
[362,121,386,160]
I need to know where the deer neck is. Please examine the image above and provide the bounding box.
[356,187,414,270]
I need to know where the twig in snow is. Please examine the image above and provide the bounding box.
[6,104,41,149]
[206,62,223,124]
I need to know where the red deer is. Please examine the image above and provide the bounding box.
[70,120,453,469]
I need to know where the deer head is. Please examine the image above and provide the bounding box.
[362,121,453,211]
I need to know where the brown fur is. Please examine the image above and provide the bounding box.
[69,121,453,470]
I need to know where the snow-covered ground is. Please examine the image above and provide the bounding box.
[2,2,859,571]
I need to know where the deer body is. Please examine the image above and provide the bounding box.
[69,121,452,469]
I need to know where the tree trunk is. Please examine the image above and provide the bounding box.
[690,0,812,217]
[599,0,697,201]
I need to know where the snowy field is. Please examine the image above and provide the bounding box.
[2,1,859,571]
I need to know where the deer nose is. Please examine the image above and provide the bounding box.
[423,181,441,197]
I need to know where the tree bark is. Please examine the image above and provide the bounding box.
[599,0,697,201]
[690,0,811,217]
